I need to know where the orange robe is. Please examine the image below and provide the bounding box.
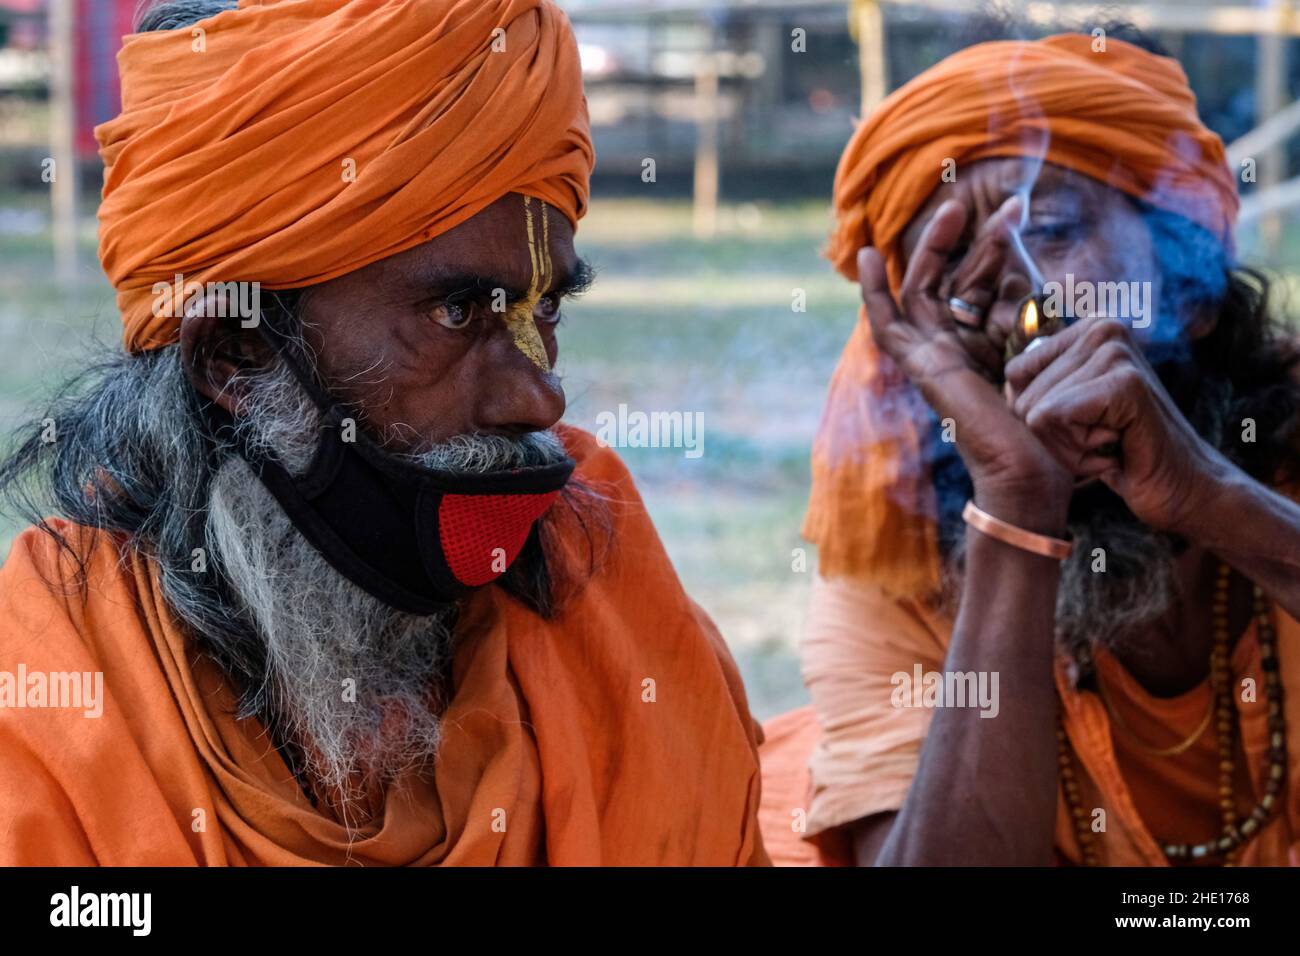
[759,577,1300,866]
[0,428,769,865]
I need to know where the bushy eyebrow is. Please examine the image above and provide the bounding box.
[427,256,595,302]
[553,256,596,297]
[1027,181,1087,209]
[432,273,528,301]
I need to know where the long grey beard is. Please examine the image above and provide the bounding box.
[1051,500,1181,663]
[206,356,567,814]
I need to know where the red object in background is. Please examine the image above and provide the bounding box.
[73,0,138,157]
[807,88,835,114]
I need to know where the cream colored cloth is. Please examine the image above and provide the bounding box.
[801,575,947,835]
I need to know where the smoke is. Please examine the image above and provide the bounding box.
[1000,42,1052,288]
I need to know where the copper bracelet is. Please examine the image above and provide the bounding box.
[961,500,1072,560]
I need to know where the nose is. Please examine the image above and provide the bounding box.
[473,334,566,435]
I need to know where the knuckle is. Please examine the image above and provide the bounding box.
[1114,365,1145,392]
[1096,339,1129,367]
[1005,358,1030,386]
[899,287,926,310]
[1087,317,1128,345]
[1025,404,1052,433]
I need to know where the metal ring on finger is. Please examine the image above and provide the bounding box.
[948,295,987,329]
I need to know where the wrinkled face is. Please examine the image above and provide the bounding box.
[898,157,1167,360]
[177,193,595,794]
[914,159,1212,652]
[293,191,591,451]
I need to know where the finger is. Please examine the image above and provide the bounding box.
[1024,385,1124,453]
[1075,451,1124,478]
[1013,320,1146,418]
[1081,425,1122,450]
[899,199,968,309]
[946,291,991,329]
[983,294,1025,366]
[1011,335,1117,420]
[1004,315,1127,395]
[1066,427,1124,474]
[1025,372,1140,463]
[984,270,1035,357]
[858,246,915,356]
[954,324,1002,380]
[1025,399,1120,479]
[948,194,1025,307]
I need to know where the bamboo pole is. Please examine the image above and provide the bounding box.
[854,0,886,115]
[48,0,78,291]
[693,51,719,240]
[1255,0,1291,257]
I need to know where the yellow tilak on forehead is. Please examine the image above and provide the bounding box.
[503,196,552,371]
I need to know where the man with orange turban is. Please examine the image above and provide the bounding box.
[0,0,767,865]
[760,21,1300,866]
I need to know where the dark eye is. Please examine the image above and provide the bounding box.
[429,300,472,329]
[1023,218,1083,243]
[536,293,562,325]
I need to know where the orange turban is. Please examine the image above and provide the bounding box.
[805,35,1239,598]
[97,0,594,352]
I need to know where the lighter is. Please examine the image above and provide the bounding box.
[1004,292,1064,363]
[1004,291,1121,478]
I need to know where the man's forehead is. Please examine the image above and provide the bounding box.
[385,193,577,292]
[901,160,1104,249]
[950,158,1085,202]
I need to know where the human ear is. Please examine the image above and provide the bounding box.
[178,291,272,415]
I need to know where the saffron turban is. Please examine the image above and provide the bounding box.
[804,34,1240,598]
[96,0,594,352]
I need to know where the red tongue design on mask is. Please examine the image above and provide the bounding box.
[438,491,561,587]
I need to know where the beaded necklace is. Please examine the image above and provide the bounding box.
[1058,564,1287,865]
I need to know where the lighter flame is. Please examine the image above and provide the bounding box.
[1022,296,1039,338]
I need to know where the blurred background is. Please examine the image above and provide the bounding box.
[1,0,1299,718]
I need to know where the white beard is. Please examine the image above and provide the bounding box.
[205,355,567,818]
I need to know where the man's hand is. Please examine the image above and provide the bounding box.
[1004,316,1227,532]
[858,197,1072,530]
[857,198,1073,867]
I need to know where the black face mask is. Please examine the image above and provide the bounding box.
[199,324,575,616]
